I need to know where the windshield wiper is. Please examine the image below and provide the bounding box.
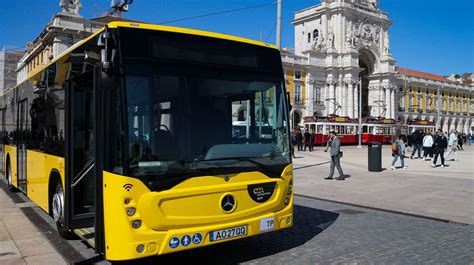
[203,157,279,177]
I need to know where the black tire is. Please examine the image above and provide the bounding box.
[6,160,17,192]
[51,181,77,239]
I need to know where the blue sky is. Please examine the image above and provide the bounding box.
[0,0,473,76]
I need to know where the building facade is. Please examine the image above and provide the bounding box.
[16,0,103,85]
[0,47,24,94]
[284,0,473,133]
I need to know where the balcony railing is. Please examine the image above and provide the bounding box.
[293,99,304,105]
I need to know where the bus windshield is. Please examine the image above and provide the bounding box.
[119,29,290,179]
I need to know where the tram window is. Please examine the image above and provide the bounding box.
[329,125,335,132]
[317,125,323,134]
[348,126,354,134]
[369,126,374,134]
[334,126,339,134]
[362,126,368,133]
[340,126,345,134]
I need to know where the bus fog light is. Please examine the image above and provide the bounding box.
[136,244,145,253]
[127,207,136,216]
[284,197,290,205]
[132,220,142,229]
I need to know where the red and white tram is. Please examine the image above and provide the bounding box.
[303,116,358,146]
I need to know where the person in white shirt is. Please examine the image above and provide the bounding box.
[445,129,459,161]
[422,131,434,161]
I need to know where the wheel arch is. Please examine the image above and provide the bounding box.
[48,169,62,215]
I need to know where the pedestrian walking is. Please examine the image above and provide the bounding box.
[422,131,434,160]
[303,130,311,151]
[324,131,345,180]
[391,135,407,170]
[296,130,303,151]
[410,129,423,159]
[458,133,464,150]
[445,129,459,161]
[432,130,448,168]
[310,130,315,151]
[467,133,472,146]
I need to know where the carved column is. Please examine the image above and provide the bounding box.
[390,87,397,119]
[385,87,391,118]
[336,81,343,116]
[354,82,359,119]
[347,82,354,119]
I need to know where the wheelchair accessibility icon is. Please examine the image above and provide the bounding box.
[192,233,202,245]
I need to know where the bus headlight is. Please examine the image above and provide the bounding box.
[136,244,145,253]
[127,207,136,216]
[132,220,142,229]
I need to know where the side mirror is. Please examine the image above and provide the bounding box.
[97,29,117,75]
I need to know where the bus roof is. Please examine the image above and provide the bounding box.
[3,21,278,96]
[107,21,278,50]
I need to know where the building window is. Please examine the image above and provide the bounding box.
[313,86,321,104]
[294,70,302,80]
[313,29,319,39]
[294,85,302,104]
[308,33,311,43]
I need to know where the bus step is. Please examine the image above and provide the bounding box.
[74,227,95,248]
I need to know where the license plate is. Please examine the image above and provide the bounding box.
[209,225,248,242]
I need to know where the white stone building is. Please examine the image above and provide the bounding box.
[284,0,473,133]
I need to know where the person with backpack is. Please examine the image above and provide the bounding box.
[432,129,448,168]
[422,131,434,161]
[391,135,407,170]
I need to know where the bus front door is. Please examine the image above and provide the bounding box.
[17,100,28,193]
[65,69,96,234]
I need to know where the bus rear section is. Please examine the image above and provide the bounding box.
[79,22,293,260]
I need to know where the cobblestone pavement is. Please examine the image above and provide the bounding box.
[2,180,473,264]
[113,196,474,265]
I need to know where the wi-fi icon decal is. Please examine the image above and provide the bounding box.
[123,184,133,191]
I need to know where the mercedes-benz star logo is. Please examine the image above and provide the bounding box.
[221,194,236,213]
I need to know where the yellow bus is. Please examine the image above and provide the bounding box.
[1,21,293,261]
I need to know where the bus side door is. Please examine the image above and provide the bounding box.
[17,99,28,192]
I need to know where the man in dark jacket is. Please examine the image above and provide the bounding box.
[324,131,345,180]
[303,130,311,151]
[410,129,423,159]
[432,130,448,168]
[296,130,303,151]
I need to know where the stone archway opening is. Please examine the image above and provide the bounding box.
[358,48,377,118]
[292,110,302,130]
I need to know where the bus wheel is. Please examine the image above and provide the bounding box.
[52,182,77,239]
[6,160,17,192]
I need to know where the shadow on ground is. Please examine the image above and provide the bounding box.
[112,205,339,265]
